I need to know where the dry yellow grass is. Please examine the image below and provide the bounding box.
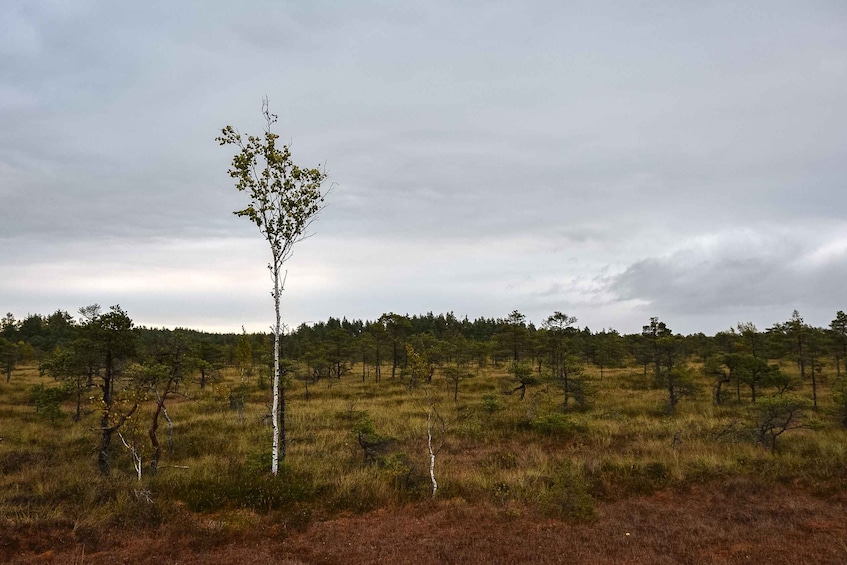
[0,357,844,533]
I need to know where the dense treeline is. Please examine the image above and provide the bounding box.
[4,308,847,389]
[3,307,846,422]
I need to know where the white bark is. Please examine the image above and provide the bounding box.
[271,265,282,475]
[118,432,142,482]
[427,407,438,497]
[161,400,174,451]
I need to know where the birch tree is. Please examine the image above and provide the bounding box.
[217,98,328,474]
[424,387,445,498]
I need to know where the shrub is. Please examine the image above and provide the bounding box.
[529,412,581,438]
[749,394,812,451]
[481,393,502,413]
[379,452,424,496]
[538,464,595,521]
[156,459,316,513]
[352,413,396,464]
[30,384,69,424]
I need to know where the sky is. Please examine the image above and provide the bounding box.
[1,1,846,335]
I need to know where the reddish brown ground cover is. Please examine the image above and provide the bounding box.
[4,484,846,564]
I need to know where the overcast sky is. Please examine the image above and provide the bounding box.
[2,1,845,335]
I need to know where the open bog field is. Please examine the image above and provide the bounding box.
[2,360,846,563]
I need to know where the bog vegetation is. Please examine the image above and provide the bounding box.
[1,308,846,535]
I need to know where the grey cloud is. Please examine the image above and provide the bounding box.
[610,229,847,327]
[2,1,846,333]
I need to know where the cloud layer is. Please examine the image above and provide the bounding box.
[2,1,845,334]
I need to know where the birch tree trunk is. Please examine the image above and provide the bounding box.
[271,264,283,474]
[427,407,438,497]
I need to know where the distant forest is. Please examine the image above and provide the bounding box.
[3,308,846,389]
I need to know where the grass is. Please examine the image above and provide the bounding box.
[1,358,845,542]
